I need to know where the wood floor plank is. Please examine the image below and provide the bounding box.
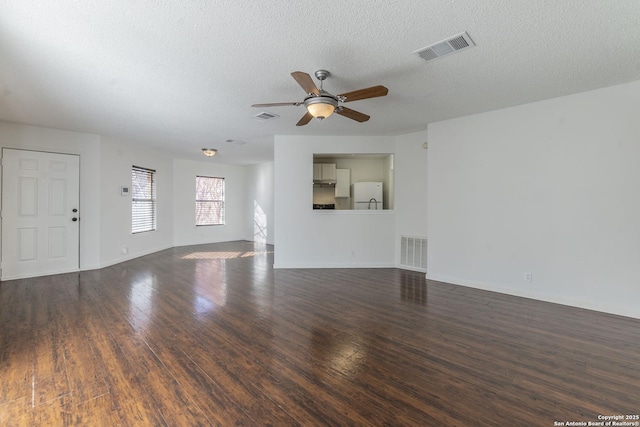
[113,332,213,426]
[0,396,31,427]
[1,241,640,425]
[29,282,70,407]
[33,278,111,408]
[156,344,297,426]
[58,310,110,405]
[0,338,32,405]
[65,393,123,427]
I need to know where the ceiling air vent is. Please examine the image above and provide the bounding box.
[254,112,279,121]
[414,32,475,63]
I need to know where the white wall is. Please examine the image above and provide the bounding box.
[333,157,387,183]
[100,136,174,267]
[173,159,246,246]
[427,80,640,319]
[394,130,429,265]
[0,121,102,270]
[0,121,274,274]
[244,162,275,244]
[274,135,396,268]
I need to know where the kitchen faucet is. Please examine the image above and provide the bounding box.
[367,198,378,210]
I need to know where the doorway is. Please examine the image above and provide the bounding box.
[1,148,80,280]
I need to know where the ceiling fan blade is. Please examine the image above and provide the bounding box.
[296,112,314,126]
[338,85,388,102]
[251,102,302,107]
[336,107,370,123]
[291,71,320,96]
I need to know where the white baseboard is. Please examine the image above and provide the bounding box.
[273,262,396,269]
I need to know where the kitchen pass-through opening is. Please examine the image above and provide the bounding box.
[312,153,394,211]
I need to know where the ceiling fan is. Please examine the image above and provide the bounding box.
[252,70,388,126]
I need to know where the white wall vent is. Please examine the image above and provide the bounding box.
[254,112,279,121]
[414,32,475,63]
[400,236,427,271]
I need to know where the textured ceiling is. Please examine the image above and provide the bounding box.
[1,1,639,164]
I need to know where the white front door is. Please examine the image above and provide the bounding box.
[1,149,80,280]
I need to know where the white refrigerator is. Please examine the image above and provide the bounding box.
[352,182,383,210]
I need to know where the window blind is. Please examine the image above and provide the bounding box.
[196,176,224,226]
[132,166,156,233]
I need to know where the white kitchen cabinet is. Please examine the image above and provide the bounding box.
[335,169,350,198]
[313,163,336,183]
[313,164,322,181]
[321,163,336,182]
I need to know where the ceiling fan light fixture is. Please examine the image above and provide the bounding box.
[252,69,388,126]
[305,96,338,119]
[202,148,218,157]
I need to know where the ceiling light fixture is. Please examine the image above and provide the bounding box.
[202,148,218,157]
[304,96,338,119]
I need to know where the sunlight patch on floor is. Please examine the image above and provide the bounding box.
[182,250,273,260]
[182,251,243,259]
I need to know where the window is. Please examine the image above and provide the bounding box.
[196,176,225,226]
[131,166,156,233]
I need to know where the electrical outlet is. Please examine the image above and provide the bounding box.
[524,272,532,282]
[351,250,356,257]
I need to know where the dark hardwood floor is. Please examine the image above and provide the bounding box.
[1,241,639,426]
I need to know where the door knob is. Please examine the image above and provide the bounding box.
[72,208,78,213]
[72,218,78,222]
